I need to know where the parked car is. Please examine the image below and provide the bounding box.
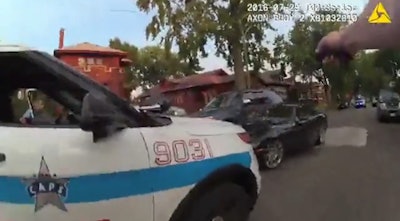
[247,103,328,169]
[337,100,349,110]
[0,45,260,221]
[377,89,400,122]
[353,95,367,108]
[192,89,284,123]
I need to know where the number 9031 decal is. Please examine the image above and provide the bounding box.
[153,139,214,165]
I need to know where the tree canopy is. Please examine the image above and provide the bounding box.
[136,0,291,90]
[109,37,202,89]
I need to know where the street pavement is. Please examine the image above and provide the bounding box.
[250,106,400,221]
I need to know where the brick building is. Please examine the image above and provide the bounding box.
[53,28,131,98]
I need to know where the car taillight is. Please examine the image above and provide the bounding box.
[237,132,251,144]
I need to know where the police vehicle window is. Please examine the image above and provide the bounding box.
[0,53,86,126]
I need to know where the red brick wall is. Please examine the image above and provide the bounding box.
[58,54,127,98]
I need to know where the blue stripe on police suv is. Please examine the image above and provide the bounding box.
[0,152,251,204]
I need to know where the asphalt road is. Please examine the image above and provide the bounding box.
[250,106,400,221]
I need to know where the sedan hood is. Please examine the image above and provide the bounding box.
[250,122,293,147]
[192,108,237,120]
[170,116,244,135]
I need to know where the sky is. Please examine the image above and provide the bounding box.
[1,0,368,73]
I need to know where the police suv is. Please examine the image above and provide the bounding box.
[0,45,261,221]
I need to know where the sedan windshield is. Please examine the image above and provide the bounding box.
[380,90,400,102]
[203,93,239,111]
[266,105,293,124]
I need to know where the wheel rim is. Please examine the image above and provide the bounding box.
[264,141,283,168]
[319,127,326,143]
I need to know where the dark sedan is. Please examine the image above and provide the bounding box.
[195,90,327,169]
[246,103,328,169]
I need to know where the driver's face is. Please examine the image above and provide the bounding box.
[33,100,44,111]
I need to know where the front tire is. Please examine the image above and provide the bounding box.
[316,125,327,145]
[172,183,252,221]
[257,140,284,170]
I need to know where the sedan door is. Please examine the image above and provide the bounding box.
[275,106,307,150]
[0,126,153,221]
[295,106,317,147]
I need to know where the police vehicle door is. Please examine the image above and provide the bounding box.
[0,113,152,220]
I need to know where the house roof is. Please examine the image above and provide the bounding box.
[138,69,293,99]
[139,69,232,98]
[163,69,232,90]
[54,42,127,56]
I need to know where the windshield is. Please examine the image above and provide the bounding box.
[243,90,283,106]
[356,95,364,99]
[203,92,239,111]
[380,90,400,101]
[266,104,293,124]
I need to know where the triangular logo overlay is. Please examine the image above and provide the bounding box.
[368,2,391,23]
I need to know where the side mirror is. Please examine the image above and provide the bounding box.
[80,93,125,142]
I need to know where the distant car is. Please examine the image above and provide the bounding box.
[246,103,328,169]
[192,89,284,123]
[377,90,400,122]
[353,95,366,108]
[371,97,378,107]
[337,101,349,110]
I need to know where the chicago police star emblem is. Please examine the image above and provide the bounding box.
[23,156,69,212]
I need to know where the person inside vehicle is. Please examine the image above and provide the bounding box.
[20,98,54,125]
[316,0,399,62]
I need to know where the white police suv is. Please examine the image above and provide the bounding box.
[0,45,261,221]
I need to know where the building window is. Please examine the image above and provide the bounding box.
[78,57,86,67]
[87,58,95,65]
[96,58,103,65]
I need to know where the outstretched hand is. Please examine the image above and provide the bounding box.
[315,31,355,65]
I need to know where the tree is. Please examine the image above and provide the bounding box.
[374,49,400,77]
[136,0,291,90]
[109,38,202,89]
[353,51,389,96]
[270,34,288,78]
[284,10,350,102]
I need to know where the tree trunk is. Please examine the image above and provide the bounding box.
[232,41,247,91]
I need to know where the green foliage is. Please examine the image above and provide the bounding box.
[270,34,287,68]
[282,9,353,101]
[374,49,400,76]
[136,0,292,90]
[285,10,347,77]
[109,38,202,89]
[352,51,393,95]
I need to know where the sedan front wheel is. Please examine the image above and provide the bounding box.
[257,140,284,170]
